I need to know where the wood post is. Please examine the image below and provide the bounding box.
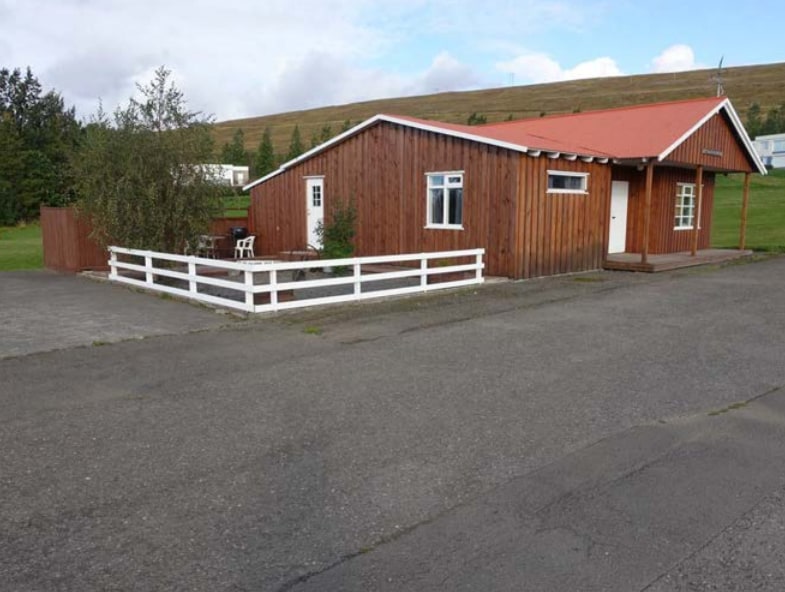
[641,162,654,265]
[691,165,704,256]
[739,172,751,250]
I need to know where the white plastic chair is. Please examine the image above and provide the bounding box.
[196,235,216,258]
[234,236,255,259]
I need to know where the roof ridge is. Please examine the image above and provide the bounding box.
[477,95,725,126]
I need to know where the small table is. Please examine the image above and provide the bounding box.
[205,235,227,259]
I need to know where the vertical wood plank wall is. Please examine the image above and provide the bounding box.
[40,206,108,272]
[516,157,611,278]
[666,112,756,173]
[614,166,715,254]
[251,123,520,277]
[250,121,612,279]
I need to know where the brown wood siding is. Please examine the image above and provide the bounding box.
[515,158,611,278]
[250,122,521,277]
[250,122,614,278]
[209,216,248,236]
[614,166,715,254]
[40,206,108,273]
[666,112,755,172]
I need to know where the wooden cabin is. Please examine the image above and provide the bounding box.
[245,97,766,279]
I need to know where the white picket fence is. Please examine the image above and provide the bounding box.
[108,247,485,313]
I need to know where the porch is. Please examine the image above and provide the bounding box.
[603,248,753,273]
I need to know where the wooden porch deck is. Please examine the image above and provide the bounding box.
[603,249,753,272]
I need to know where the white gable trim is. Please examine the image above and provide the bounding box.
[243,115,386,190]
[657,99,767,175]
[243,114,608,191]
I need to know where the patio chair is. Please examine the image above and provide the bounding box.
[196,235,216,258]
[234,235,255,259]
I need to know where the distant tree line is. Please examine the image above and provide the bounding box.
[1,65,223,253]
[0,67,81,225]
[218,118,354,179]
[745,101,785,139]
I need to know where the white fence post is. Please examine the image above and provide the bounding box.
[244,267,254,312]
[420,255,428,288]
[188,260,197,294]
[353,259,361,298]
[269,268,278,311]
[144,255,153,285]
[476,251,483,281]
[109,249,117,279]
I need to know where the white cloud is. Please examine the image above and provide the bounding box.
[0,0,615,121]
[651,44,705,73]
[245,50,483,117]
[496,52,622,84]
[416,51,483,94]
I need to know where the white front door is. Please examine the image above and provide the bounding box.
[608,181,629,254]
[305,177,324,248]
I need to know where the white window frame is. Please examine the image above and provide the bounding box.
[546,170,589,194]
[674,182,703,231]
[426,171,464,230]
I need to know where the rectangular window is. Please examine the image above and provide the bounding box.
[674,183,696,229]
[547,170,589,194]
[311,184,322,206]
[427,172,463,228]
[772,140,785,153]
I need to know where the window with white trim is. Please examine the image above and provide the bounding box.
[427,172,463,228]
[674,183,696,229]
[547,170,589,194]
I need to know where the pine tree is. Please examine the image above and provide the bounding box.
[0,67,80,223]
[745,103,762,138]
[286,124,305,160]
[253,127,276,177]
[220,128,248,165]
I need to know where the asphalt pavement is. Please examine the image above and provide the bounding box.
[1,257,785,591]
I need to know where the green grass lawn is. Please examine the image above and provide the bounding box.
[0,223,43,270]
[223,194,250,218]
[713,169,785,251]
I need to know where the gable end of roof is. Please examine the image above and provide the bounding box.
[657,98,767,174]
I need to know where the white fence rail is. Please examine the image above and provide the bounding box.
[108,247,485,313]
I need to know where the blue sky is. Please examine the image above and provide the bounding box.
[1,0,783,121]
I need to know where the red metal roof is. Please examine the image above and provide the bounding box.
[391,97,731,159]
[245,96,765,191]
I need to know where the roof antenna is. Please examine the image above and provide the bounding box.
[712,56,725,97]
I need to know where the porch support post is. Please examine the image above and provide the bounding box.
[690,165,704,256]
[641,162,654,265]
[739,172,751,250]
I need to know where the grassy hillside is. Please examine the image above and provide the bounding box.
[713,169,785,251]
[214,62,785,156]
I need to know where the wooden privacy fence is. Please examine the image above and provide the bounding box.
[40,206,107,272]
[108,247,485,313]
[40,206,249,273]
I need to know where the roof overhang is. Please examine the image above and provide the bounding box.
[656,98,767,175]
[242,115,607,191]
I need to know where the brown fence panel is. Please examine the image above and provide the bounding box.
[209,216,249,236]
[41,208,248,272]
[40,207,108,273]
